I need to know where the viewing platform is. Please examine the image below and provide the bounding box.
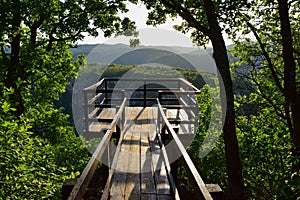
[64,78,222,200]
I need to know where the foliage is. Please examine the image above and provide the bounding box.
[234,91,300,199]
[0,0,137,198]
[186,84,228,194]
[101,64,135,78]
[0,88,89,199]
[188,82,300,199]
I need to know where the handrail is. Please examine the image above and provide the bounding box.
[102,77,187,82]
[82,78,200,109]
[68,98,127,200]
[83,79,105,91]
[179,78,200,92]
[157,99,213,200]
[82,78,200,92]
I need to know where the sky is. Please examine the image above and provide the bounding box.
[79,2,232,47]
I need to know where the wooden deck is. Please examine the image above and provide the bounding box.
[66,78,220,200]
[93,107,174,199]
[89,106,189,135]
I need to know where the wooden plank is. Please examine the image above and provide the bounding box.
[124,133,140,199]
[140,134,156,194]
[140,193,157,200]
[97,108,113,120]
[167,109,180,121]
[140,108,156,195]
[127,107,143,132]
[110,195,123,200]
[128,107,141,120]
[88,92,103,104]
[101,129,126,200]
[163,105,198,109]
[156,135,180,200]
[157,194,174,200]
[86,108,114,132]
[144,107,156,137]
[88,107,100,118]
[110,133,132,199]
[126,107,141,133]
[124,194,139,200]
[89,123,110,133]
[149,135,170,195]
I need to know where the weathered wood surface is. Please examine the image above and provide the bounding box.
[109,107,174,200]
[157,102,213,200]
[89,108,116,132]
[68,99,127,200]
[84,107,213,200]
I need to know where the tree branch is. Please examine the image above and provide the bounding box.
[246,21,284,93]
[161,0,211,37]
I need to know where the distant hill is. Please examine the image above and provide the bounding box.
[70,44,98,59]
[70,44,217,73]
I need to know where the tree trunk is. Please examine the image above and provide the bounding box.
[203,0,246,199]
[4,0,24,117]
[278,0,300,172]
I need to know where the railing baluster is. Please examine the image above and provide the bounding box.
[84,90,89,133]
[121,90,125,130]
[157,106,161,134]
[143,80,146,107]
[105,79,108,104]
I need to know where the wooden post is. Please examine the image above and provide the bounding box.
[157,106,161,134]
[102,130,110,181]
[116,106,120,135]
[144,80,147,107]
[206,184,223,200]
[162,108,167,142]
[171,155,179,186]
[158,91,162,105]
[83,90,89,133]
[121,90,126,130]
[104,79,108,104]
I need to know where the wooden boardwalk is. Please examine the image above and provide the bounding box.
[66,78,220,200]
[96,107,173,199]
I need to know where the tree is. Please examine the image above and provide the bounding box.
[226,0,300,197]
[0,0,136,118]
[141,0,246,199]
[0,0,137,198]
[228,0,300,171]
[277,0,300,172]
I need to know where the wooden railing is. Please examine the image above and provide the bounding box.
[65,78,222,199]
[157,99,214,200]
[82,78,200,135]
[67,98,127,200]
[83,77,199,106]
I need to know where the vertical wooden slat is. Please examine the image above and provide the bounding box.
[104,79,108,104]
[83,90,89,133]
[144,80,147,107]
